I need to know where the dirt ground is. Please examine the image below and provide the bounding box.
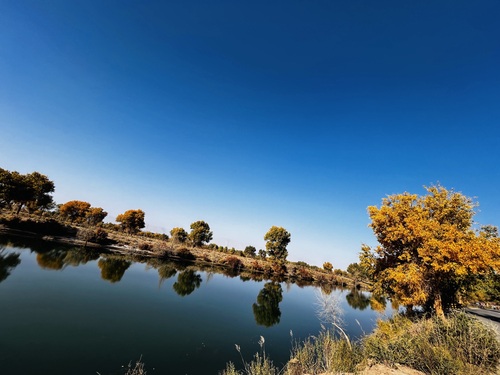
[358,364,426,375]
[316,364,426,375]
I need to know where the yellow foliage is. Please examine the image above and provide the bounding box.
[364,184,500,314]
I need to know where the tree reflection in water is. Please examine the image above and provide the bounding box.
[36,249,67,270]
[36,248,99,270]
[370,293,388,312]
[345,288,371,311]
[63,249,99,266]
[172,270,202,296]
[0,248,21,282]
[157,263,177,283]
[98,257,131,283]
[252,282,283,327]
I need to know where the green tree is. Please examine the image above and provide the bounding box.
[170,227,188,243]
[323,261,333,272]
[258,249,267,260]
[0,170,30,213]
[346,262,366,286]
[363,185,500,316]
[116,209,145,234]
[244,245,257,257]
[0,168,13,208]
[59,200,91,223]
[252,282,283,327]
[189,220,213,247]
[264,226,290,262]
[24,172,55,213]
[0,169,54,214]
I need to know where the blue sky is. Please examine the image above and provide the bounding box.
[1,0,499,269]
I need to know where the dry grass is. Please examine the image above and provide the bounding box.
[220,337,280,375]
[363,312,500,374]
[221,312,500,375]
[124,357,147,375]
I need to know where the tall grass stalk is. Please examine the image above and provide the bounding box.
[221,336,280,375]
[124,356,147,375]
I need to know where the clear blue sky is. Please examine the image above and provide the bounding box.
[1,1,499,269]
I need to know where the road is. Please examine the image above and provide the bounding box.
[465,307,500,340]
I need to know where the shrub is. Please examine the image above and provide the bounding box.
[93,228,108,243]
[138,242,152,251]
[77,227,108,245]
[0,217,75,236]
[297,267,313,281]
[221,312,500,375]
[244,246,257,257]
[363,312,500,374]
[224,256,243,270]
[176,247,194,260]
[251,260,263,272]
[271,262,286,277]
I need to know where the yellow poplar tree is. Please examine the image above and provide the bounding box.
[363,185,500,316]
[116,209,145,234]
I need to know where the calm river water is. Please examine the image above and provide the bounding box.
[0,236,392,375]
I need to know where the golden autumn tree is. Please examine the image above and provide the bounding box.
[59,200,91,223]
[85,207,107,226]
[116,209,145,234]
[362,185,500,316]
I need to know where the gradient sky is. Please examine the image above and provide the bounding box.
[1,1,499,269]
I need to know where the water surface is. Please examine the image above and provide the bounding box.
[0,237,392,374]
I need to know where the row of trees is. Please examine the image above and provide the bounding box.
[1,168,294,263]
[57,200,292,262]
[169,223,292,262]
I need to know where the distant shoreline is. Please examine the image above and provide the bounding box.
[0,216,365,290]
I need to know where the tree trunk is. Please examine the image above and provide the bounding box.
[433,291,444,318]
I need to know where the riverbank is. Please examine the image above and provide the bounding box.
[0,214,364,289]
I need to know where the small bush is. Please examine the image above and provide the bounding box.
[176,247,194,260]
[251,260,263,272]
[270,262,286,276]
[224,256,243,271]
[76,227,108,245]
[297,267,313,281]
[138,242,152,251]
